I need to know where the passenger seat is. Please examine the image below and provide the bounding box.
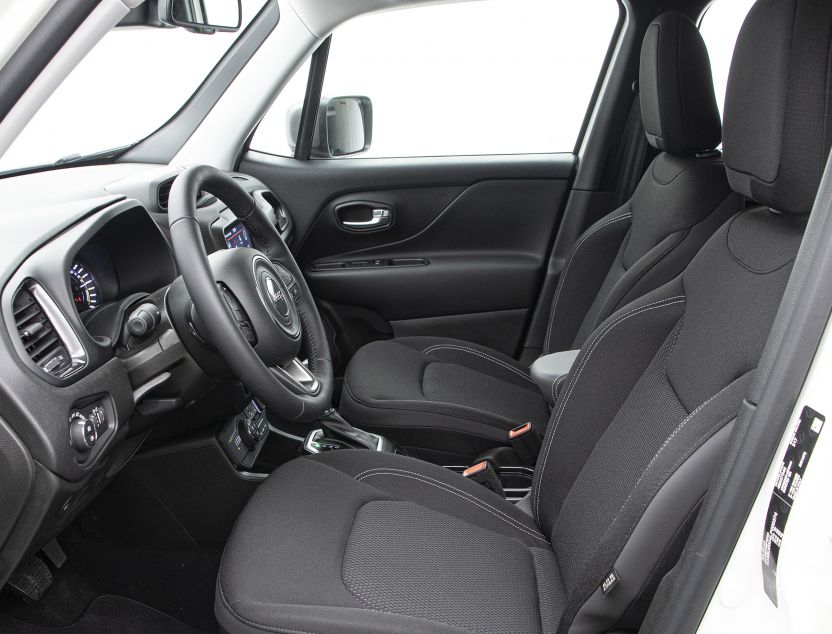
[340,11,745,464]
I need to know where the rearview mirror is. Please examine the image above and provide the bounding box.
[159,0,242,33]
[288,96,373,158]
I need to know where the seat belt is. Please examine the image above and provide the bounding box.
[614,82,653,207]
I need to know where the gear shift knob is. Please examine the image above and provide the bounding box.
[317,410,401,453]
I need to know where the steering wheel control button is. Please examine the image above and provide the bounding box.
[275,265,295,288]
[218,283,258,345]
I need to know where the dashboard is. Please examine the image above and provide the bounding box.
[0,162,294,588]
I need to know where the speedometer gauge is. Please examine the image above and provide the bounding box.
[69,262,99,312]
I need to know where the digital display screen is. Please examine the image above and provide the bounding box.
[224,223,253,249]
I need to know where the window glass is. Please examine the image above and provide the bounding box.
[252,0,619,159]
[251,58,312,157]
[0,0,267,174]
[699,0,757,119]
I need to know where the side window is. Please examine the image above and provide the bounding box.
[251,59,311,158]
[699,0,757,119]
[251,0,619,159]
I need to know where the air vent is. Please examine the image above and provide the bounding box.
[157,179,174,210]
[158,179,214,210]
[13,283,86,379]
[253,190,290,233]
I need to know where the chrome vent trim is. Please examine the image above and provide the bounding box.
[14,282,87,379]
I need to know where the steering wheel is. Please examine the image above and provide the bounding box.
[168,165,333,422]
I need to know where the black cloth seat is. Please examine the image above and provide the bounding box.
[341,12,743,462]
[342,336,550,462]
[217,2,832,632]
[217,451,561,634]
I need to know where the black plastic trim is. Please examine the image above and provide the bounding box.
[0,0,100,126]
[294,37,331,161]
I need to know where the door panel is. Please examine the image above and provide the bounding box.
[239,152,574,370]
[299,186,465,261]
[305,179,565,318]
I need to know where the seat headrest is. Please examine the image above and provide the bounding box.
[724,0,832,215]
[639,11,721,155]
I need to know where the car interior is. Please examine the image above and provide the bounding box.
[0,0,831,632]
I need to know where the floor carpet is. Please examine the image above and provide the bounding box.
[0,595,202,633]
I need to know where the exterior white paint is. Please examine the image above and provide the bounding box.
[699,322,832,633]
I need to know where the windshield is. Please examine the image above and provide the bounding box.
[0,0,266,174]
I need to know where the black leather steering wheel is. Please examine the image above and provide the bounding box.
[168,165,333,422]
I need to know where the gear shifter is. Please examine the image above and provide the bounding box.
[317,410,400,453]
[320,410,380,450]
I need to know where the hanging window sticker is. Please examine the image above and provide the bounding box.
[761,406,825,605]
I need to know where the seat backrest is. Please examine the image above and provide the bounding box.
[532,1,832,631]
[543,11,743,355]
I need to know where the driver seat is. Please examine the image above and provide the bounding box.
[216,2,827,632]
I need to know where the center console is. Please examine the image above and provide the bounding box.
[216,402,534,504]
[298,413,534,504]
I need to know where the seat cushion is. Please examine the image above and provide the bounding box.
[216,451,564,634]
[340,337,549,462]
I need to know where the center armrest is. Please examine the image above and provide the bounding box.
[530,349,580,405]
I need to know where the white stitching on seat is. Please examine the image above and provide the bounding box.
[550,373,568,404]
[533,296,686,520]
[579,376,746,572]
[421,344,534,384]
[543,213,633,354]
[354,467,549,544]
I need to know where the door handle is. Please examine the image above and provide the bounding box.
[335,202,393,232]
[342,208,390,228]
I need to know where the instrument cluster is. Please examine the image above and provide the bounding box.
[69,261,100,313]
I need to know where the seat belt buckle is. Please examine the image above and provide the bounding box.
[508,422,541,465]
[462,460,505,497]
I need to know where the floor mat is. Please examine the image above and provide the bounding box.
[59,541,221,633]
[0,542,220,633]
[0,595,202,633]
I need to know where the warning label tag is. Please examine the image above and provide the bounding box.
[761,406,825,605]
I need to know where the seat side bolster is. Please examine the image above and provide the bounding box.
[565,423,734,634]
[543,211,633,355]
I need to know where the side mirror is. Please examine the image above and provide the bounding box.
[288,96,373,158]
[158,0,242,33]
